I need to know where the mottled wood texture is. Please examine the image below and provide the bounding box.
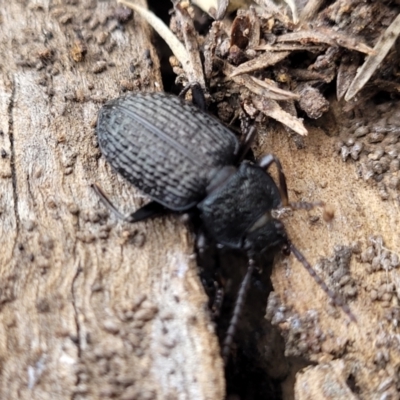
[260,120,400,399]
[0,1,224,399]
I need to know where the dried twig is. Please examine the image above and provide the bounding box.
[250,76,299,100]
[283,0,298,23]
[118,1,192,82]
[250,95,308,136]
[336,54,360,100]
[255,43,326,52]
[174,3,206,88]
[277,29,374,55]
[246,7,261,48]
[228,51,290,77]
[345,13,400,101]
[299,0,325,21]
[192,0,251,20]
[224,62,299,101]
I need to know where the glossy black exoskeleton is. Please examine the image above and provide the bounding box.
[95,90,355,363]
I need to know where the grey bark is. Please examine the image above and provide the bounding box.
[0,1,224,399]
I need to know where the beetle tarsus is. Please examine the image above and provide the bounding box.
[92,183,127,220]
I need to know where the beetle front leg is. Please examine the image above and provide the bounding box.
[257,154,289,206]
[257,156,326,211]
[236,125,257,162]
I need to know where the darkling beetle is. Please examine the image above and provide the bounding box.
[94,87,356,363]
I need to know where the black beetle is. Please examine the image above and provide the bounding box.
[95,90,355,362]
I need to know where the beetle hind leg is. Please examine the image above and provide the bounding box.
[92,183,167,223]
[222,257,256,365]
[125,201,167,223]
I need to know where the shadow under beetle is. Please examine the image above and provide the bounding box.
[95,90,355,364]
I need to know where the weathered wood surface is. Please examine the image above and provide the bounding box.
[2,0,400,399]
[261,120,400,398]
[0,1,224,399]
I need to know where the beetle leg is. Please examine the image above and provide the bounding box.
[222,257,255,365]
[258,156,327,211]
[92,183,126,219]
[179,82,207,111]
[257,154,289,206]
[236,125,257,162]
[92,183,166,223]
[211,284,224,319]
[125,201,167,223]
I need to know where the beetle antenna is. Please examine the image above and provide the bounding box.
[92,183,127,220]
[288,242,356,322]
[222,257,255,365]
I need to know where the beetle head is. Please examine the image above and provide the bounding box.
[244,213,289,254]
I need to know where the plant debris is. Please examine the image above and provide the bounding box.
[345,13,400,101]
[121,0,399,143]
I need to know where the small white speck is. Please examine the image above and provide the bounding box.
[176,257,188,278]
[59,353,75,365]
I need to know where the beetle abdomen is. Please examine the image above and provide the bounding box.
[97,92,239,210]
